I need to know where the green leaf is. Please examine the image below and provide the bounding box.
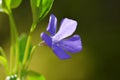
[39,0,54,20]
[30,0,54,23]
[10,0,22,8]
[0,0,10,13]
[18,34,33,63]
[0,0,22,13]
[0,56,9,74]
[27,71,45,80]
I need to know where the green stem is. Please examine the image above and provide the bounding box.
[24,45,38,70]
[8,11,19,75]
[9,14,14,74]
[22,23,37,66]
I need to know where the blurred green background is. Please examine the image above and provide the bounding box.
[0,0,120,80]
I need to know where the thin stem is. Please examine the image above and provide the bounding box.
[22,34,31,66]
[9,14,14,74]
[24,45,38,70]
[8,11,19,75]
[23,41,46,71]
[22,23,37,66]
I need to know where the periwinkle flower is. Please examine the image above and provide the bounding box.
[41,14,82,59]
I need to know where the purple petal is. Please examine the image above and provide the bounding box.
[59,35,82,53]
[46,14,57,36]
[53,18,77,41]
[52,44,71,60]
[40,32,52,47]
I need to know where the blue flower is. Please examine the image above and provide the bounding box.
[40,14,82,59]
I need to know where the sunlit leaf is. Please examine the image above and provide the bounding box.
[0,0,22,13]
[27,71,45,80]
[0,56,9,74]
[0,0,10,13]
[10,0,22,8]
[18,34,33,63]
[30,0,54,23]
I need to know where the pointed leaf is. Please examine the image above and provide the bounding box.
[18,34,33,63]
[27,71,45,80]
[30,0,54,23]
[39,0,54,20]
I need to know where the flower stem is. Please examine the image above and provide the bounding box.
[22,23,37,66]
[24,45,38,70]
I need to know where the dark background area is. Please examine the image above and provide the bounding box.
[0,0,120,80]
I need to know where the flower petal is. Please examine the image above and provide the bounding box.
[40,32,52,47]
[59,35,82,53]
[46,14,57,36]
[53,18,77,41]
[52,44,71,60]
